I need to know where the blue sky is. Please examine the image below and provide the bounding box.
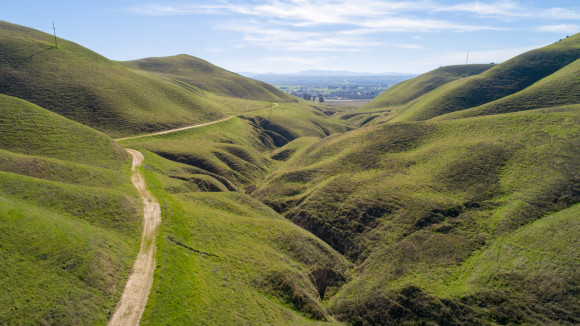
[3,1,580,73]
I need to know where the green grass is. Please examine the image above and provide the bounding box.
[136,150,349,325]
[122,54,294,102]
[333,64,494,127]
[385,34,580,122]
[255,106,580,324]
[0,21,293,137]
[0,94,141,325]
[437,58,580,120]
[120,101,348,190]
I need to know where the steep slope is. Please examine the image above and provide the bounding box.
[120,101,348,191]
[438,58,580,120]
[0,94,141,325]
[123,55,293,101]
[255,106,580,324]
[387,34,580,122]
[0,21,277,137]
[339,64,494,125]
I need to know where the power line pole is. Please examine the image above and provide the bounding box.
[52,22,58,48]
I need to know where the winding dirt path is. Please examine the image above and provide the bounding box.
[115,102,279,141]
[108,149,161,326]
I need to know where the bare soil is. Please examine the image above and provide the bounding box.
[108,149,161,326]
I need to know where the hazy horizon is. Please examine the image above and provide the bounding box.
[3,0,580,74]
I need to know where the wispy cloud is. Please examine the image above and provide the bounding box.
[538,24,580,34]
[435,1,529,17]
[126,0,580,55]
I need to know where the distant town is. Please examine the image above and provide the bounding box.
[245,71,417,101]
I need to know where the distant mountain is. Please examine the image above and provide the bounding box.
[242,70,414,77]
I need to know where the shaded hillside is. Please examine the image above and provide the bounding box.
[0,21,275,137]
[123,55,294,102]
[120,102,347,191]
[0,94,140,325]
[255,106,580,324]
[342,64,494,121]
[438,58,580,120]
[388,34,580,122]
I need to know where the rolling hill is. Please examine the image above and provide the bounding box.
[342,34,580,125]
[1,19,579,326]
[0,21,291,138]
[0,94,141,325]
[122,55,293,101]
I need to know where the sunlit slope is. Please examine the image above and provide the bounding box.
[0,95,141,325]
[127,150,350,325]
[340,64,493,125]
[437,58,580,120]
[387,34,580,122]
[120,102,348,191]
[123,54,294,102]
[255,106,580,324]
[0,21,273,137]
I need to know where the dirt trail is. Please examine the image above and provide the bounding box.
[108,149,161,326]
[115,102,279,141]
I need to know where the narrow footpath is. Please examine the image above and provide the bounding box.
[115,102,278,141]
[108,149,161,326]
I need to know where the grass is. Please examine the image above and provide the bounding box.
[2,20,579,325]
[437,58,580,120]
[0,21,294,137]
[335,64,494,126]
[386,33,580,122]
[136,150,350,325]
[0,94,141,325]
[120,101,348,190]
[122,54,294,102]
[255,106,580,324]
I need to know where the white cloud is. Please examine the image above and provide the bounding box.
[435,0,528,17]
[544,8,580,20]
[538,24,580,34]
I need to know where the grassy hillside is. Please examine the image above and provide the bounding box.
[120,101,348,191]
[386,34,580,122]
[338,64,494,125]
[0,21,279,137]
[123,54,294,102]
[130,150,350,325]
[255,106,580,324]
[0,94,141,325]
[438,58,580,120]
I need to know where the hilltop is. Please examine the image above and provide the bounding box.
[0,21,292,138]
[342,33,580,125]
[122,55,292,101]
[1,20,579,325]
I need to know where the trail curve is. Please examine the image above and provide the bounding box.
[108,149,161,326]
[115,102,279,141]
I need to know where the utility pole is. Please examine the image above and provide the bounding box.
[52,22,58,48]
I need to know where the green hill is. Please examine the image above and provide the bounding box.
[0,94,141,325]
[438,58,580,120]
[339,64,494,125]
[387,34,580,122]
[255,106,580,324]
[2,19,580,325]
[122,54,293,101]
[0,21,284,138]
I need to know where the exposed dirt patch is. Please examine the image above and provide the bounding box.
[108,149,161,326]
